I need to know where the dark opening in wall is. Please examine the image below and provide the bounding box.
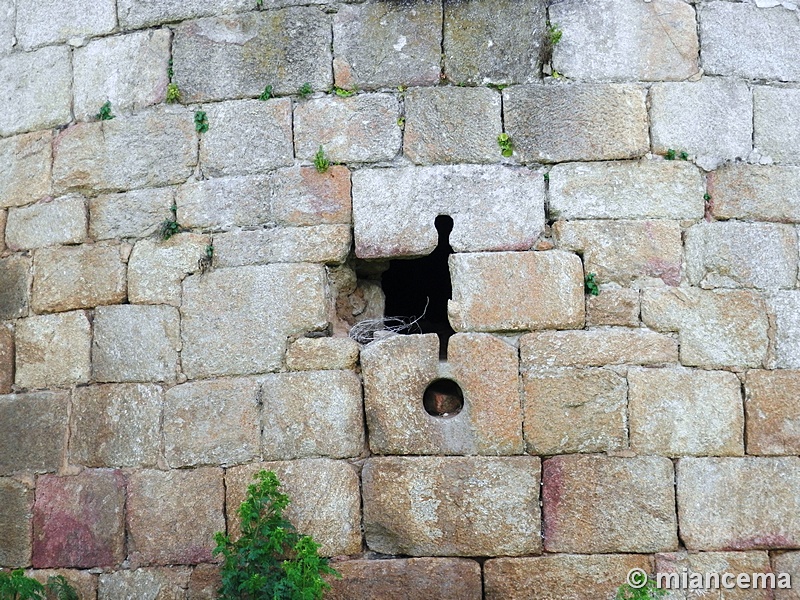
[381,215,456,358]
[423,378,464,417]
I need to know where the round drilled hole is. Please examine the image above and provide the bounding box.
[423,378,464,418]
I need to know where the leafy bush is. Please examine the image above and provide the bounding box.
[0,570,78,600]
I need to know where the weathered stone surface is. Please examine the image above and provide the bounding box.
[767,292,800,369]
[523,368,627,455]
[403,87,502,164]
[709,164,800,223]
[15,0,115,49]
[0,0,12,55]
[587,288,641,327]
[327,558,482,600]
[364,456,541,556]
[164,378,260,468]
[353,165,545,257]
[71,384,163,468]
[555,220,682,287]
[99,567,191,600]
[0,325,12,394]
[549,160,705,220]
[181,264,328,378]
[32,243,127,313]
[655,551,773,600]
[0,46,72,136]
[628,367,744,457]
[188,564,220,600]
[0,209,5,253]
[199,99,293,177]
[5,196,87,250]
[551,0,698,81]
[173,9,332,102]
[642,288,769,369]
[118,0,252,29]
[128,234,211,306]
[176,175,271,230]
[271,166,352,226]
[16,312,91,389]
[73,30,171,121]
[0,478,34,567]
[261,370,363,460]
[90,188,175,240]
[650,79,752,170]
[685,222,797,289]
[295,94,401,163]
[127,468,224,566]
[333,2,441,90]
[503,84,649,163]
[443,0,545,85]
[28,569,97,600]
[485,554,653,600]
[226,459,362,556]
[774,552,800,600]
[754,86,800,165]
[677,457,800,550]
[746,370,800,456]
[53,107,197,194]
[32,470,125,568]
[0,255,30,320]
[0,392,68,474]
[449,251,584,331]
[700,2,800,82]
[0,131,52,209]
[213,225,351,267]
[285,337,360,371]
[542,455,678,553]
[93,305,180,383]
[362,333,522,455]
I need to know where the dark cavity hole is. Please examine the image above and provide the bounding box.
[423,379,464,418]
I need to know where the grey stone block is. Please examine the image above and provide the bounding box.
[0,478,33,567]
[709,164,800,223]
[5,195,87,250]
[213,225,351,267]
[0,0,13,55]
[176,175,271,230]
[118,0,253,29]
[16,312,92,388]
[89,188,175,240]
[0,131,52,209]
[0,392,68,475]
[15,0,116,49]
[0,256,30,320]
[754,86,800,165]
[767,291,800,369]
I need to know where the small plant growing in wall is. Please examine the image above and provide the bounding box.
[298,83,313,99]
[258,85,274,101]
[585,272,600,296]
[314,145,330,173]
[194,110,209,133]
[333,86,356,98]
[166,83,182,104]
[96,101,115,121]
[0,570,79,600]
[616,573,665,600]
[159,203,182,241]
[497,133,513,157]
[198,243,214,273]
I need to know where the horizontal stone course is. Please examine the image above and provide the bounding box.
[0,392,68,475]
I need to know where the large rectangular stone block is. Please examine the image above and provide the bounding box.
[0,255,31,320]
[655,551,774,600]
[586,288,641,328]
[0,478,34,567]
[0,392,68,475]
[767,291,800,369]
[213,225,351,267]
[0,131,52,209]
[774,552,800,600]
[449,251,585,332]
[0,0,12,55]
[270,165,352,226]
[16,312,91,389]
[709,164,800,223]
[15,0,116,49]
[176,174,271,230]
[90,188,175,240]
[754,86,800,165]
[118,0,252,29]
[6,195,88,251]
[285,337,359,372]
[99,568,190,600]
[746,370,800,456]
[0,325,12,394]
[363,456,542,557]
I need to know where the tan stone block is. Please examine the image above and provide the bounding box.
[99,567,191,600]
[6,195,87,251]
[188,564,220,600]
[0,131,52,209]
[745,370,800,456]
[175,174,271,230]
[90,188,175,241]
[449,251,584,332]
[587,288,641,327]
[0,478,34,567]
[774,552,800,600]
[271,166,352,226]
[285,337,359,371]
[28,569,97,600]
[0,255,31,320]
[226,459,361,556]
[629,367,744,457]
[542,455,678,553]
[363,456,541,557]
[212,225,351,267]
[655,551,773,600]
[768,291,800,369]
[16,311,91,389]
[709,164,800,223]
[0,392,68,475]
[0,324,12,394]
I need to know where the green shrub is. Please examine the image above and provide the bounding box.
[96,101,114,121]
[313,146,330,174]
[0,570,78,600]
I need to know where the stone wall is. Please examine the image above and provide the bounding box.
[1,0,800,598]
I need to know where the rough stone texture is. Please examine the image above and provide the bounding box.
[523,368,627,455]
[542,455,678,553]
[333,2,441,90]
[0,478,34,567]
[32,470,125,568]
[188,564,221,600]
[449,251,585,331]
[0,46,72,136]
[28,570,97,600]
[213,225,351,267]
[53,107,196,195]
[587,288,641,327]
[199,99,293,177]
[754,86,800,165]
[503,84,649,163]
[71,384,163,468]
[685,222,798,289]
[628,367,744,457]
[164,378,260,468]
[767,292,800,369]
[642,288,769,369]
[650,79,753,169]
[549,160,705,220]
[746,370,800,456]
[0,131,52,209]
[73,29,171,121]
[5,195,87,250]
[118,0,252,29]
[364,456,541,557]
[0,209,4,252]
[403,87,502,164]
[295,94,401,163]
[0,392,68,475]
[0,326,12,394]
[655,551,773,600]
[261,370,364,460]
[555,220,683,287]
[173,9,332,102]
[127,468,224,566]
[90,188,174,240]
[361,333,522,455]
[353,165,545,257]
[677,457,800,550]
[270,166,352,226]
[15,312,91,389]
[0,0,12,55]
[484,554,653,600]
[0,255,30,320]
[226,459,362,556]
[32,243,127,313]
[443,0,545,85]
[99,568,191,600]
[709,165,800,223]
[128,234,211,306]
[93,305,180,383]
[327,558,482,600]
[700,2,800,82]
[285,337,360,371]
[521,328,677,368]
[774,553,800,600]
[176,174,271,230]
[551,0,698,82]
[15,0,115,49]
